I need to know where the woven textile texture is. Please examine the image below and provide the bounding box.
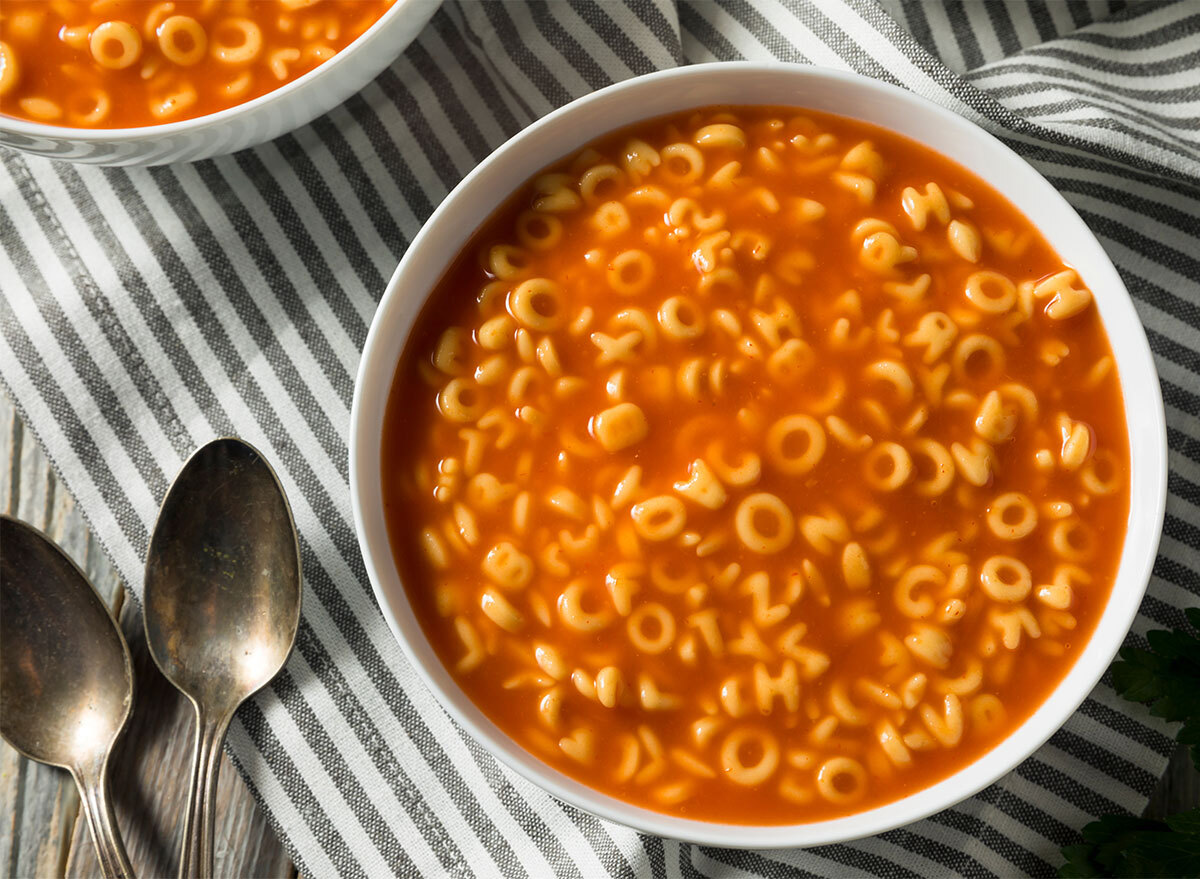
[1,1,1197,876]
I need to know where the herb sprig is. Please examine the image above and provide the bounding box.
[1059,809,1200,877]
[1111,607,1200,772]
[1059,607,1200,878]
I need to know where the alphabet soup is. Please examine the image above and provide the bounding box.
[381,107,1129,823]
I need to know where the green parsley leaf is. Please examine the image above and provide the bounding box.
[1058,809,1200,878]
[1059,609,1200,877]
[1110,607,1200,771]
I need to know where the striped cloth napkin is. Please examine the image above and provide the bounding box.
[2,1,1197,876]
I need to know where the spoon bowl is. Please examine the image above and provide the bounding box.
[0,515,134,879]
[143,438,301,879]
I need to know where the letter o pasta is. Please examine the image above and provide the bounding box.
[579,164,623,205]
[659,143,705,185]
[508,278,566,332]
[437,378,483,422]
[157,16,207,66]
[720,728,780,786]
[488,245,529,279]
[516,211,563,251]
[816,756,868,804]
[765,415,826,476]
[211,18,263,64]
[607,249,655,295]
[1051,518,1096,561]
[964,271,1016,314]
[631,495,687,541]
[627,603,676,654]
[558,580,614,632]
[658,296,705,339]
[863,442,913,491]
[735,493,795,554]
[987,492,1038,540]
[90,21,142,70]
[979,556,1032,602]
[67,87,110,126]
[954,334,1006,383]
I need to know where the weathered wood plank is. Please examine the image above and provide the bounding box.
[1144,745,1200,820]
[2,392,294,878]
[66,598,295,879]
[1,395,82,879]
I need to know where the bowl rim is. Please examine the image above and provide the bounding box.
[0,0,419,141]
[350,61,1168,848]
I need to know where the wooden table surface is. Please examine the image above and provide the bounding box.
[1,387,1196,878]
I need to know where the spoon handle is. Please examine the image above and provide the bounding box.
[178,705,233,879]
[74,759,134,879]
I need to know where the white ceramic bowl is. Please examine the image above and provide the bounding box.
[0,0,439,166]
[350,63,1168,847]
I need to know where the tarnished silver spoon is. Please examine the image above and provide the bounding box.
[143,438,301,879]
[0,515,135,879]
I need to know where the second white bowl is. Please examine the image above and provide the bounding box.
[0,0,439,166]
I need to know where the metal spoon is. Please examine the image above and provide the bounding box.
[0,515,136,879]
[143,438,301,879]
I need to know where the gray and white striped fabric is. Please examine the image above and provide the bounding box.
[2,1,1197,876]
